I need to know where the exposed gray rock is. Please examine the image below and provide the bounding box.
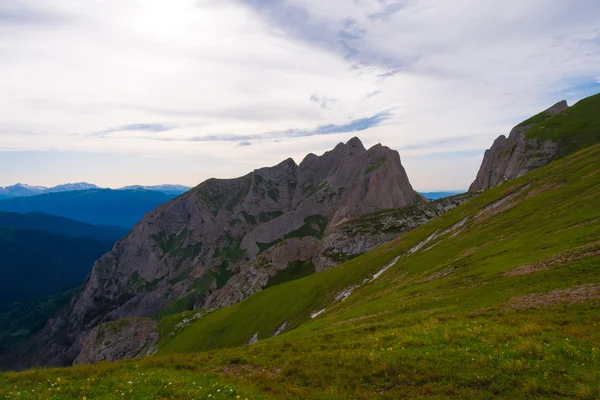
[470,101,568,191]
[25,137,424,368]
[313,194,474,272]
[74,318,157,365]
[204,237,320,308]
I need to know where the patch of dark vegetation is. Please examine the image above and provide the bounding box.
[257,215,329,254]
[365,157,386,174]
[196,175,252,215]
[265,260,315,289]
[214,233,246,263]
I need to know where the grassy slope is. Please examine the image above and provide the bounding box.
[525,92,600,160]
[2,144,600,399]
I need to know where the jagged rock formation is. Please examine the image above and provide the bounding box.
[470,100,568,191]
[26,137,424,367]
[74,318,157,365]
[204,193,474,309]
[312,193,474,272]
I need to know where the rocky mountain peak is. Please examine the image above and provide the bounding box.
[469,100,570,192]
[346,136,366,151]
[545,100,568,116]
[25,138,422,367]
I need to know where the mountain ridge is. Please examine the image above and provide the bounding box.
[470,92,600,191]
[0,183,191,198]
[22,137,432,367]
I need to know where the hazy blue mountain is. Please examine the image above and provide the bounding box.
[420,191,465,200]
[0,189,176,227]
[43,182,100,193]
[0,184,46,198]
[0,182,190,198]
[119,184,191,195]
[0,212,128,242]
[0,226,112,304]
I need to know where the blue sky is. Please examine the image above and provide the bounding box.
[1,0,599,191]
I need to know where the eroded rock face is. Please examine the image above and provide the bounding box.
[74,318,157,365]
[470,101,568,192]
[313,193,475,272]
[25,137,421,367]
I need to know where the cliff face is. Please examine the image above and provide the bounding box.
[470,101,569,192]
[26,137,422,367]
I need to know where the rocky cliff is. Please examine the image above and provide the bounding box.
[470,100,569,191]
[25,137,424,367]
[73,318,158,365]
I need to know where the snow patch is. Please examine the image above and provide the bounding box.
[371,256,401,281]
[334,285,358,302]
[248,332,259,344]
[310,308,327,319]
[273,322,287,337]
[409,217,469,255]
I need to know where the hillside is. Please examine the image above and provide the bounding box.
[21,137,433,367]
[470,92,600,191]
[2,143,599,397]
[0,212,128,242]
[0,228,114,304]
[0,189,176,227]
[0,226,117,365]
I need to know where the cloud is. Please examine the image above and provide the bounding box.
[92,123,175,138]
[368,1,405,21]
[310,94,337,110]
[237,141,252,147]
[184,111,393,144]
[1,0,600,191]
[0,1,67,25]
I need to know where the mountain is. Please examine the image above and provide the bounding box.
[470,92,600,191]
[4,138,599,398]
[119,184,191,196]
[0,213,124,365]
[0,183,189,199]
[22,137,441,367]
[43,182,100,193]
[420,191,465,200]
[0,212,128,242]
[0,227,115,305]
[0,184,46,198]
[0,189,176,227]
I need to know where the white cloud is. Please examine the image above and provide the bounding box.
[0,0,599,190]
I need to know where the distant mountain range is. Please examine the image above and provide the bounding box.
[0,183,190,199]
[0,189,179,228]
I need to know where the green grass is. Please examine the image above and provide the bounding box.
[265,260,315,289]
[525,92,600,159]
[3,144,600,399]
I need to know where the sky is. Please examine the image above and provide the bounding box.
[0,0,599,191]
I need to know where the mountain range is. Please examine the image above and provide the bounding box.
[1,93,599,399]
[0,189,181,228]
[0,183,190,199]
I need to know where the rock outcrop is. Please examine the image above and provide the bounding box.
[26,137,423,367]
[312,193,474,272]
[73,318,157,365]
[204,193,475,309]
[470,101,569,191]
